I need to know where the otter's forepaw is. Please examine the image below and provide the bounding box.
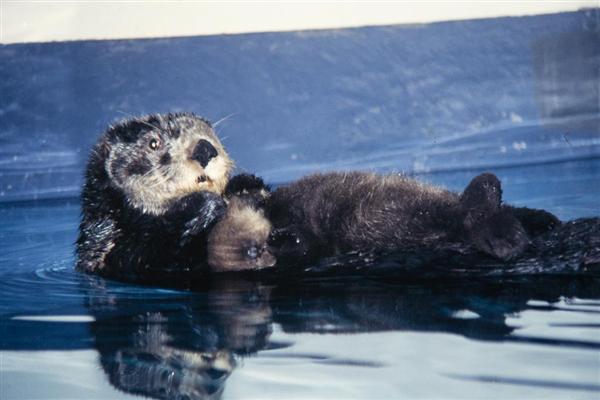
[468,209,530,260]
[225,174,270,197]
[180,193,226,246]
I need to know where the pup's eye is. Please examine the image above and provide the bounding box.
[247,246,259,259]
[149,138,161,150]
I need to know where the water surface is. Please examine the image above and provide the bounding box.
[1,160,599,399]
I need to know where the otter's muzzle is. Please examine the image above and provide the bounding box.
[192,139,218,168]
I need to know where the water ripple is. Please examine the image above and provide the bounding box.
[0,264,190,317]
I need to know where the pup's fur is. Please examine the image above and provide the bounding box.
[228,172,559,262]
[76,112,233,279]
[207,197,275,272]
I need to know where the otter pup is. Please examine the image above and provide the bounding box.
[230,172,559,263]
[76,112,234,280]
[207,196,276,272]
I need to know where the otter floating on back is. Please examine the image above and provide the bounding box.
[77,113,596,279]
[226,172,563,266]
[227,172,600,276]
[76,112,234,280]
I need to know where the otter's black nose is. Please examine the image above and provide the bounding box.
[192,139,218,168]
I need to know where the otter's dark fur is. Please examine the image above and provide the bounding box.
[76,112,234,280]
[261,172,560,262]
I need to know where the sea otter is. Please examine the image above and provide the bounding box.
[207,196,276,272]
[76,112,234,280]
[226,172,561,265]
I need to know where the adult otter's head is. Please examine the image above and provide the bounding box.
[208,198,276,272]
[95,112,233,215]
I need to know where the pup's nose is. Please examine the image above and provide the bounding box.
[191,139,218,168]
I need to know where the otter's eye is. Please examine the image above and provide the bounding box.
[247,246,259,259]
[149,138,161,150]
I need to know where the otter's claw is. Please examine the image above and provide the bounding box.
[225,174,270,197]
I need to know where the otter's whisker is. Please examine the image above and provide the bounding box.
[213,112,237,128]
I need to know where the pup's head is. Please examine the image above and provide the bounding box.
[208,198,276,272]
[97,112,233,215]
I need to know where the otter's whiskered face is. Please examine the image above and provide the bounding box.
[104,113,233,215]
[208,200,276,272]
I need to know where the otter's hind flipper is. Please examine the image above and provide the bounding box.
[460,173,529,260]
[506,206,561,236]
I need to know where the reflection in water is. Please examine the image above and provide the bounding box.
[86,278,274,399]
[81,274,600,399]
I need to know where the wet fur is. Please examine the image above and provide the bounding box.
[207,197,275,272]
[76,112,233,279]
[228,172,559,263]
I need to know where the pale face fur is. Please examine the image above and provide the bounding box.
[105,114,233,215]
[208,198,276,272]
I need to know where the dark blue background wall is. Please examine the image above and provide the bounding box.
[1,10,598,207]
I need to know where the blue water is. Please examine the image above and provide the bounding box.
[1,9,600,399]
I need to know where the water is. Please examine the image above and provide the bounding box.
[1,9,600,400]
[1,160,599,399]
